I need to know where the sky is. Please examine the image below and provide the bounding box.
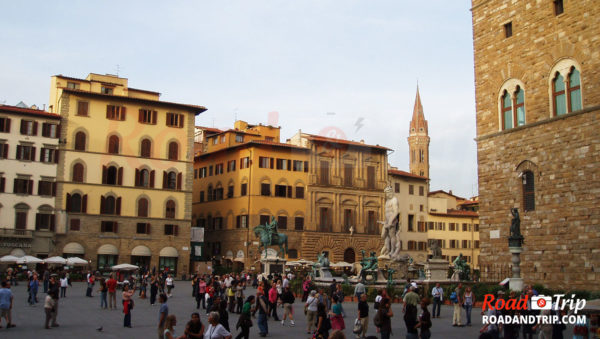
[0,1,478,198]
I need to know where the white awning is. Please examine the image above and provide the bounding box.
[97,244,119,255]
[131,245,151,256]
[63,242,85,255]
[159,246,178,257]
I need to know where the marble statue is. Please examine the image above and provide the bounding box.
[429,239,442,259]
[379,185,399,259]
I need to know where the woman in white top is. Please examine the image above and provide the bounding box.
[204,311,231,339]
[166,274,174,297]
[164,314,186,339]
[59,275,69,298]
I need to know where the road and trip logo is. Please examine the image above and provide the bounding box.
[482,294,587,325]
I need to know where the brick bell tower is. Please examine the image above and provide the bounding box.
[408,86,430,178]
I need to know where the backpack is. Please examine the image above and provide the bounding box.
[373,309,382,327]
[450,292,458,303]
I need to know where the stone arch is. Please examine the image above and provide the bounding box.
[136,194,151,217]
[343,248,356,264]
[166,138,180,160]
[139,135,153,157]
[364,200,379,207]
[163,197,178,219]
[275,209,289,216]
[293,179,306,186]
[258,176,272,184]
[70,159,87,182]
[276,178,290,186]
[72,127,89,151]
[257,208,272,216]
[106,132,122,154]
[365,238,382,254]
[547,58,583,117]
[316,197,333,205]
[497,78,527,130]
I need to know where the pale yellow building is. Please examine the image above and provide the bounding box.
[49,73,206,275]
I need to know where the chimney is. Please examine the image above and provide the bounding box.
[449,190,453,195]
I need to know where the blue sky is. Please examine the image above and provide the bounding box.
[0,1,478,198]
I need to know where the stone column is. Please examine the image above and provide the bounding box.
[508,244,523,292]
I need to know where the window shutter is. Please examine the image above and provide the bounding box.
[13,179,17,193]
[177,172,182,190]
[30,147,36,161]
[66,193,71,212]
[178,114,184,128]
[16,145,21,159]
[20,120,26,134]
[146,223,151,234]
[37,180,42,195]
[106,105,110,119]
[36,214,41,228]
[41,123,47,137]
[117,167,123,185]
[116,197,122,215]
[0,177,5,192]
[2,144,8,158]
[135,169,140,186]
[270,158,274,169]
[100,196,106,214]
[33,122,38,135]
[152,111,157,124]
[114,222,118,233]
[175,225,179,236]
[138,109,143,123]
[52,182,56,196]
[102,165,107,184]
[162,171,167,188]
[287,186,292,198]
[56,124,61,138]
[5,118,10,132]
[287,160,291,171]
[82,194,87,213]
[39,148,44,162]
[236,215,240,228]
[50,215,55,231]
[28,180,33,194]
[150,170,155,188]
[54,150,59,163]
[121,106,126,120]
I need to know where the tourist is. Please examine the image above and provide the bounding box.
[282,275,289,289]
[334,284,346,317]
[48,275,59,300]
[354,281,366,301]
[59,274,68,298]
[28,272,39,305]
[163,314,186,339]
[463,286,475,326]
[305,290,319,334]
[99,278,108,309]
[374,290,382,311]
[256,290,269,337]
[533,308,553,339]
[226,283,235,313]
[268,283,280,321]
[0,281,15,328]
[122,283,135,328]
[218,298,230,331]
[330,295,345,331]
[49,289,60,327]
[151,275,159,306]
[158,294,169,339]
[315,301,330,339]
[403,286,420,313]
[205,311,232,339]
[302,276,312,302]
[357,293,369,339]
[43,270,50,293]
[235,282,244,314]
[376,298,393,339]
[106,273,117,309]
[431,283,443,318]
[235,295,254,339]
[280,286,295,326]
[479,292,500,339]
[44,291,57,329]
[185,312,205,338]
[198,278,207,309]
[452,283,463,327]
[206,283,215,314]
[521,288,535,339]
[86,271,94,297]
[415,298,432,339]
[166,274,175,298]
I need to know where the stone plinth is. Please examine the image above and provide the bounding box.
[425,259,450,281]
[508,246,523,292]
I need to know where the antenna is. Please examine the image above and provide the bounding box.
[115,64,120,77]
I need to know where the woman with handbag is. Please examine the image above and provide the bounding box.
[235,296,254,339]
[329,295,345,331]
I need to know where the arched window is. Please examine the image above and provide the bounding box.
[568,67,582,112]
[72,163,84,182]
[102,196,116,214]
[140,169,149,187]
[522,171,535,211]
[165,200,176,218]
[108,135,120,154]
[74,131,86,151]
[106,166,118,185]
[514,86,526,127]
[207,185,213,202]
[70,193,82,212]
[502,90,513,130]
[168,142,179,161]
[167,171,177,189]
[552,73,567,116]
[138,198,148,217]
[287,249,298,259]
[140,139,151,158]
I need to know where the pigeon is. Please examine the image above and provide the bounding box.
[96,326,103,332]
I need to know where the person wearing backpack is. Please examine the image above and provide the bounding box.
[415,298,432,339]
[452,283,463,327]
[374,298,393,339]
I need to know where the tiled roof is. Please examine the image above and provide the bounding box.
[458,199,478,206]
[0,105,61,120]
[429,209,479,218]
[62,88,207,115]
[196,126,223,134]
[305,134,392,151]
[194,139,309,160]
[388,169,428,180]
[428,190,465,200]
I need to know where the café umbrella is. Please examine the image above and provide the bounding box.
[66,257,89,266]
[0,255,20,263]
[16,255,44,264]
[111,263,139,271]
[44,256,67,265]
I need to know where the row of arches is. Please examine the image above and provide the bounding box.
[72,130,181,160]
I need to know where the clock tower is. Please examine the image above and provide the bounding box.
[408,86,430,178]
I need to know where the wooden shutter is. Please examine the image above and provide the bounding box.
[36,214,41,229]
[102,165,107,184]
[66,193,72,212]
[152,111,157,124]
[0,177,5,192]
[28,180,33,194]
[174,225,179,236]
[55,124,61,138]
[270,158,274,169]
[138,109,143,122]
[117,167,123,185]
[54,150,59,163]
[116,197,122,215]
[2,144,7,158]
[41,123,48,137]
[287,160,291,171]
[106,105,111,119]
[30,147,35,161]
[114,222,118,233]
[150,170,155,188]
[178,114,184,128]
[176,172,182,190]
[33,122,38,135]
[135,169,140,186]
[146,223,151,234]
[120,106,126,120]
[5,118,10,132]
[162,171,167,188]
[37,180,42,195]
[82,194,87,213]
[13,179,17,193]
[50,215,56,231]
[16,145,21,159]
[100,196,106,214]
[52,182,56,196]
[20,120,26,134]
[304,161,309,172]
[236,215,240,228]
[287,186,292,198]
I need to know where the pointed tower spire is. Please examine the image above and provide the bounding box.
[408,85,430,178]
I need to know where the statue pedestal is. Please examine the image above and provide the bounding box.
[508,246,523,292]
[259,257,286,276]
[425,259,449,281]
[318,267,332,279]
[378,257,409,282]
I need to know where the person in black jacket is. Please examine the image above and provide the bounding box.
[280,286,295,326]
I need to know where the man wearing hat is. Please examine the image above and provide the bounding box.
[304,290,319,334]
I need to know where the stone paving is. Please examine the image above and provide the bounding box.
[2,281,490,338]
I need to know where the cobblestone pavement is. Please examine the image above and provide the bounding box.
[2,281,491,338]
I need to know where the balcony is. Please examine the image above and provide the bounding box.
[0,228,34,238]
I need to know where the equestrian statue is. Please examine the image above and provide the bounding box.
[253,217,288,259]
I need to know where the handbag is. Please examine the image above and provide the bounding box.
[352,318,362,334]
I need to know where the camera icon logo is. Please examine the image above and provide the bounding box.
[531,296,552,310]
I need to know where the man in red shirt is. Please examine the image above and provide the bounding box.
[106,274,117,310]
